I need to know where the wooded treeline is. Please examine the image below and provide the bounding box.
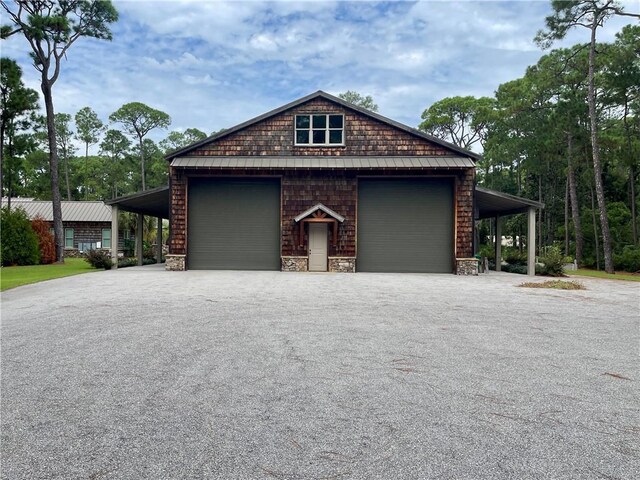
[0,69,209,202]
[420,23,639,272]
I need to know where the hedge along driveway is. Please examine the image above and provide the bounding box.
[0,258,96,291]
[1,270,639,479]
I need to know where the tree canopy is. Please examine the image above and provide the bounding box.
[109,102,171,191]
[338,90,379,112]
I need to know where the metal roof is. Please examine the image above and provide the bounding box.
[171,156,475,170]
[105,186,170,218]
[164,91,482,162]
[475,187,543,219]
[1,198,112,222]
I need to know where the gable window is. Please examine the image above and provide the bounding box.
[64,228,74,248]
[102,228,111,249]
[295,114,344,146]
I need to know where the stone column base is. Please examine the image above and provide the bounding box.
[456,258,478,276]
[281,256,308,272]
[328,257,356,273]
[165,254,186,271]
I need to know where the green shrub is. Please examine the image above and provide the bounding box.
[502,263,528,275]
[503,247,527,266]
[85,249,113,270]
[143,240,156,260]
[614,245,640,273]
[123,238,135,257]
[539,245,565,276]
[479,244,495,260]
[0,206,40,266]
[116,257,157,268]
[118,257,137,268]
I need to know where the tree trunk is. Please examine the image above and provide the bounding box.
[85,141,89,200]
[631,165,638,245]
[588,23,614,273]
[590,184,600,271]
[0,122,4,200]
[42,80,64,262]
[7,128,13,209]
[564,175,569,256]
[63,152,71,201]
[139,137,146,191]
[622,97,637,246]
[567,132,583,266]
[538,175,542,256]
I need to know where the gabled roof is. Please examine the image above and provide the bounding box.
[294,203,345,223]
[1,198,111,222]
[164,90,482,162]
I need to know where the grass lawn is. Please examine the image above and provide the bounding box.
[567,268,640,282]
[1,258,96,291]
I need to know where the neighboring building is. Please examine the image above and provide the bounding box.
[108,90,541,274]
[1,198,116,257]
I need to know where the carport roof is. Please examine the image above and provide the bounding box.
[476,186,543,219]
[105,186,169,218]
[103,184,542,221]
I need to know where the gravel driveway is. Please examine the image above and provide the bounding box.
[1,267,639,479]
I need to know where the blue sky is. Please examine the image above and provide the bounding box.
[2,1,637,152]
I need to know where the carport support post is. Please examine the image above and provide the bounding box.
[111,205,118,270]
[527,207,536,276]
[156,217,162,264]
[136,213,144,267]
[495,215,502,272]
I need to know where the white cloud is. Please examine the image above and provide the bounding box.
[2,0,637,154]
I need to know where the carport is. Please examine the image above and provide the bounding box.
[475,187,544,276]
[105,186,170,268]
[105,184,542,275]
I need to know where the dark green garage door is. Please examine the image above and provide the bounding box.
[357,178,454,273]
[187,178,280,270]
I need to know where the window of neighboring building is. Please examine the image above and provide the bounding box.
[64,228,74,248]
[102,228,111,249]
[295,114,344,146]
[49,227,54,237]
[78,242,98,253]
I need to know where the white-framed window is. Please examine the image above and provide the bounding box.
[64,228,74,248]
[78,242,97,253]
[102,228,111,249]
[295,114,344,146]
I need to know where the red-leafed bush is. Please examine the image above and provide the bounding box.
[31,215,56,264]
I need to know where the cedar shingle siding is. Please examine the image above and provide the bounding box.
[190,98,452,157]
[169,95,475,269]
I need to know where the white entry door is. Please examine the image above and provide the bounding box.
[308,223,328,272]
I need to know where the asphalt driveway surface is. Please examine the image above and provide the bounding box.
[1,268,639,479]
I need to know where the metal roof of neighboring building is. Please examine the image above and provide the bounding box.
[0,198,112,222]
[171,156,475,170]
